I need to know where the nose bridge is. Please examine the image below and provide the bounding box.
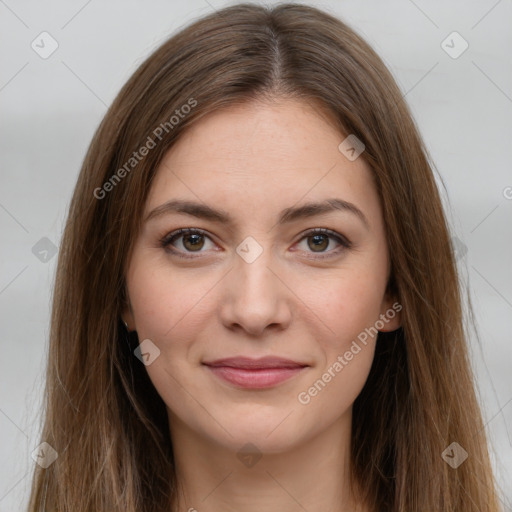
[220,234,291,335]
[237,242,274,290]
[235,235,279,304]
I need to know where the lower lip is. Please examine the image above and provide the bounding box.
[205,365,306,389]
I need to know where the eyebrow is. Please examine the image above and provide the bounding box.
[145,198,370,230]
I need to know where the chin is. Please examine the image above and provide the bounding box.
[200,408,309,454]
[216,428,303,456]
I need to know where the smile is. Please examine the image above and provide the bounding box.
[202,356,309,389]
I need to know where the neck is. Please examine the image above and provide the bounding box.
[168,410,367,512]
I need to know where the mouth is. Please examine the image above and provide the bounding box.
[202,356,309,389]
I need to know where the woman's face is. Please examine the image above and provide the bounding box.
[123,98,400,453]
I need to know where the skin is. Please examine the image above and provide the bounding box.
[123,97,401,512]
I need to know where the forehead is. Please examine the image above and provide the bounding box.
[146,99,382,231]
[158,98,344,169]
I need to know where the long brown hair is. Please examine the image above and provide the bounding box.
[27,3,501,511]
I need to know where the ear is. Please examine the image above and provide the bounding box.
[121,309,135,332]
[378,287,402,333]
[120,286,136,332]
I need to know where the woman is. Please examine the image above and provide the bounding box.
[27,3,501,511]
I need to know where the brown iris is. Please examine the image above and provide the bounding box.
[308,234,329,252]
[182,233,205,251]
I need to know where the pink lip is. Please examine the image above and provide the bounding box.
[203,357,308,389]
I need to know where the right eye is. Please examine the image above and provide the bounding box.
[159,228,218,259]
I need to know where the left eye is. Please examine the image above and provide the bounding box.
[160,228,351,259]
[294,228,351,257]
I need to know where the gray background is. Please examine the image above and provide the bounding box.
[0,0,511,510]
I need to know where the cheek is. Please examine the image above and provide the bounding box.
[296,265,386,349]
[125,256,211,426]
[126,253,214,341]
[295,341,376,428]
[126,255,217,399]
[291,268,384,409]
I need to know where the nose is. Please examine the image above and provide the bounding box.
[218,246,293,337]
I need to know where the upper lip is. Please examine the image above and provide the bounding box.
[202,356,308,369]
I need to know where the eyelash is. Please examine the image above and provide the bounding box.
[159,227,352,260]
